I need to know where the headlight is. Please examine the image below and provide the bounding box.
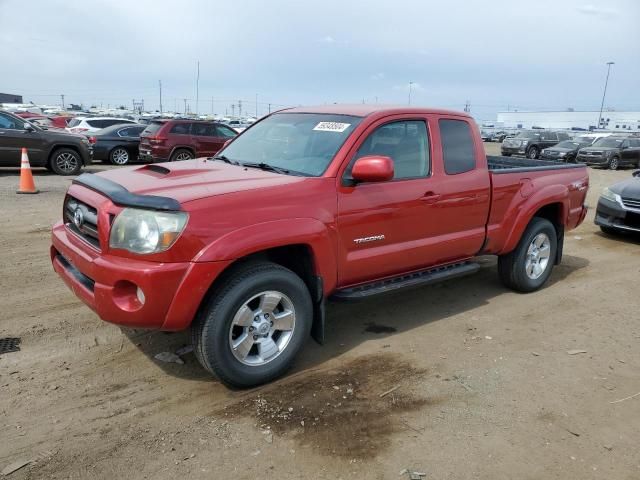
[109,208,188,254]
[601,187,620,204]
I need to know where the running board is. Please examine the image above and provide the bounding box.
[331,261,480,301]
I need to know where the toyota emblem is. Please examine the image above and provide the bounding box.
[73,208,84,230]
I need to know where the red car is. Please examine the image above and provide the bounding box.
[15,112,72,130]
[138,119,237,162]
[51,105,589,387]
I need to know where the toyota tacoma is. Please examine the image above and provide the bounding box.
[51,105,589,387]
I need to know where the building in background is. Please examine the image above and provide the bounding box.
[0,93,23,103]
[496,110,640,132]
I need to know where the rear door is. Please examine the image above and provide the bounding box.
[190,123,219,156]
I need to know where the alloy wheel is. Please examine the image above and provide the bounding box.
[525,233,551,280]
[111,148,129,165]
[228,291,296,366]
[55,152,79,174]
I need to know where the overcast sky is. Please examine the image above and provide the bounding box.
[1,0,638,120]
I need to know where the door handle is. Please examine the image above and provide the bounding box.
[420,191,441,203]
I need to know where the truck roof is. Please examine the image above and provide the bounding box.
[281,104,472,118]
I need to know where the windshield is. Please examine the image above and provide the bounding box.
[594,138,624,148]
[515,131,540,139]
[219,113,362,176]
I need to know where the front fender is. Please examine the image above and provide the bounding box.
[500,184,569,255]
[194,217,338,293]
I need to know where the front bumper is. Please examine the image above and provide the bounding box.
[594,197,640,232]
[51,221,231,330]
[501,146,526,155]
[577,154,608,166]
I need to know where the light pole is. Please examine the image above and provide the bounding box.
[597,61,614,130]
[408,81,414,105]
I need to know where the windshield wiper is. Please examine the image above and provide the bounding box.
[210,155,239,165]
[241,162,290,175]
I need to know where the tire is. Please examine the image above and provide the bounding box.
[49,148,83,176]
[527,146,539,159]
[498,217,557,293]
[109,147,131,165]
[600,226,618,235]
[191,261,313,388]
[170,149,194,162]
[608,156,619,170]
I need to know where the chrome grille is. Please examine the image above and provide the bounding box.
[64,196,100,249]
[622,197,640,210]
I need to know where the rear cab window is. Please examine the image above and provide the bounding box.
[439,119,476,175]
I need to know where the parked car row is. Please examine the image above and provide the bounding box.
[0,109,241,174]
[500,129,640,170]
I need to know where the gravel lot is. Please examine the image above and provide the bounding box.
[1,145,639,479]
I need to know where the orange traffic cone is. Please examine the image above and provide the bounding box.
[16,148,39,194]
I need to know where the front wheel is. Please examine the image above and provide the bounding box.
[49,148,83,175]
[498,217,557,293]
[191,262,313,388]
[527,146,539,159]
[608,156,619,170]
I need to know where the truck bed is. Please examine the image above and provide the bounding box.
[487,155,584,174]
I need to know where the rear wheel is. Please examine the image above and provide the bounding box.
[608,156,619,170]
[49,148,82,176]
[527,146,539,159]
[498,217,557,293]
[109,147,130,165]
[191,261,313,388]
[170,149,194,162]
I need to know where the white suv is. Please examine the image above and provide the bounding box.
[66,117,136,133]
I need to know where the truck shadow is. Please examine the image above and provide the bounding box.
[121,254,589,385]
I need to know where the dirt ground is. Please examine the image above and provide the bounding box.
[1,144,639,479]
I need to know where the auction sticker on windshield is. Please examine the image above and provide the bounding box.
[313,122,351,133]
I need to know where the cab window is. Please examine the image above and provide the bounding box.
[439,119,476,175]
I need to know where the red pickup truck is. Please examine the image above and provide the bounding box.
[51,105,589,387]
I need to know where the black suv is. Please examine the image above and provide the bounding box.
[501,130,570,159]
[576,137,640,170]
[0,110,91,175]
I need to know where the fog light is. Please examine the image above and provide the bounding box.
[136,287,146,305]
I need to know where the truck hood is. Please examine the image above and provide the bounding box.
[94,159,308,204]
[609,177,640,197]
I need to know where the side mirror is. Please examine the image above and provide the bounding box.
[23,123,35,132]
[351,156,394,183]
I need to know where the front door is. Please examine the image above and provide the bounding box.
[0,112,46,166]
[337,118,440,286]
[336,115,491,287]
